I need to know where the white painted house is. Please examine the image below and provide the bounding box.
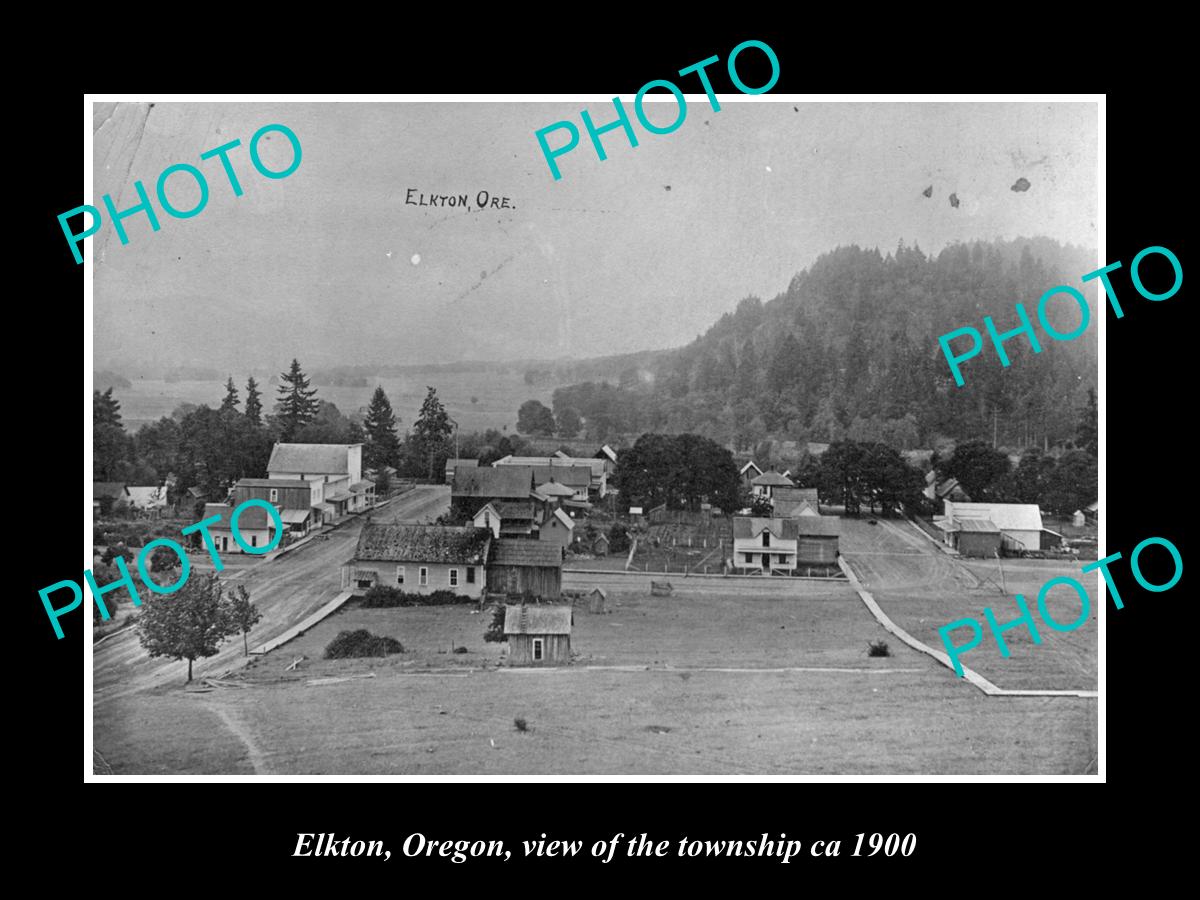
[266,443,374,520]
[732,517,800,575]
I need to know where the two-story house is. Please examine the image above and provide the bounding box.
[732,516,800,575]
[266,443,375,522]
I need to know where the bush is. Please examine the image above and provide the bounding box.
[324,629,404,659]
[514,717,528,732]
[101,545,134,566]
[867,639,891,658]
[484,606,507,643]
[359,586,476,608]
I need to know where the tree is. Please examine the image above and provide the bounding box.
[244,377,263,426]
[517,399,556,436]
[556,407,582,438]
[607,523,631,554]
[410,386,453,481]
[1042,450,1098,516]
[220,377,239,413]
[94,387,122,427]
[363,386,401,471]
[937,440,1011,502]
[137,573,235,683]
[275,358,319,441]
[224,584,262,657]
[294,400,356,444]
[94,388,133,480]
[150,545,181,574]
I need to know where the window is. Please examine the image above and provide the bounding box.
[762,532,771,547]
[396,566,405,585]
[744,553,754,564]
[449,568,459,587]
[269,488,278,502]
[251,534,258,547]
[466,567,475,584]
[532,638,544,661]
[419,567,428,586]
[484,511,490,528]
[778,554,786,565]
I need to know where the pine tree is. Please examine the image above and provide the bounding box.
[220,377,239,413]
[275,359,319,441]
[94,387,122,427]
[411,386,453,481]
[363,386,401,471]
[244,377,263,426]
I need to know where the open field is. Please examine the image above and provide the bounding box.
[94,575,1096,775]
[839,517,1098,692]
[108,371,558,435]
[632,515,731,574]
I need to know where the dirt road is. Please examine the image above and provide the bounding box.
[92,485,450,705]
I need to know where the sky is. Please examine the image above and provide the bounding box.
[92,100,1098,373]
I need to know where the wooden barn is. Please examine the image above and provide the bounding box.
[487,539,563,599]
[504,604,572,666]
[796,516,841,565]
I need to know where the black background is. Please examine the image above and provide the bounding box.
[22,25,1185,886]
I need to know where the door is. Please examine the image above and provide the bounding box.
[762,554,770,574]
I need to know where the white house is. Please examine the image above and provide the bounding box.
[267,443,374,520]
[199,502,280,555]
[126,485,169,513]
[732,517,800,575]
[750,471,795,500]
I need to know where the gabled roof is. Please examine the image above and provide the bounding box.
[354,523,491,564]
[740,461,763,477]
[598,445,618,463]
[733,517,800,541]
[491,539,564,568]
[202,502,275,531]
[535,480,576,498]
[504,604,572,635]
[752,471,795,487]
[453,466,534,500]
[775,498,820,518]
[126,486,167,506]
[951,517,999,533]
[93,482,129,499]
[445,458,478,471]
[267,443,358,475]
[547,508,575,530]
[945,501,1042,533]
[496,456,605,478]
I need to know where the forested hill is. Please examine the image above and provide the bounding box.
[551,238,1098,451]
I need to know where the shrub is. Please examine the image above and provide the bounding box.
[101,545,135,566]
[453,645,469,654]
[514,717,528,732]
[483,606,507,643]
[359,586,477,607]
[150,545,181,573]
[867,639,891,658]
[324,629,404,659]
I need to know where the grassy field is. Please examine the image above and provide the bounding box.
[94,578,1096,775]
[839,517,1098,692]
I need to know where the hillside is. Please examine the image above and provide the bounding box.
[548,238,1098,452]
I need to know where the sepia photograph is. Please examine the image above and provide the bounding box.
[88,97,1100,776]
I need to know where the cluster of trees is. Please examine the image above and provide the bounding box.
[137,576,261,682]
[94,359,469,501]
[813,441,926,517]
[935,438,1097,516]
[541,239,1097,451]
[614,434,742,513]
[516,399,581,438]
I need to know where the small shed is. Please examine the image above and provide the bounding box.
[950,517,1001,558]
[504,604,572,666]
[591,533,610,556]
[487,539,563,598]
[1071,509,1086,527]
[587,587,607,614]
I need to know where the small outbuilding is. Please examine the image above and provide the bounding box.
[504,604,572,666]
[587,587,607,614]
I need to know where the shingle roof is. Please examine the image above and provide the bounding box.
[775,498,820,518]
[529,465,591,487]
[733,517,800,540]
[504,604,572,635]
[495,501,535,520]
[236,478,308,488]
[953,517,999,533]
[445,458,478,471]
[497,457,604,478]
[267,443,358,475]
[491,539,564,568]
[752,471,795,487]
[535,481,576,498]
[549,508,575,530]
[453,466,533,499]
[354,524,491,564]
[946,501,1042,533]
[350,480,374,493]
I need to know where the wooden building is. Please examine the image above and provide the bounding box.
[504,604,572,666]
[796,516,841,565]
[538,507,575,548]
[342,523,491,597]
[452,466,535,518]
[487,539,563,598]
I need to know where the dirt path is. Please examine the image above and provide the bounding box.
[207,702,273,774]
[93,486,450,706]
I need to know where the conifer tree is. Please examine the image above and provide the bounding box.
[363,385,400,471]
[244,377,263,426]
[220,377,239,413]
[275,359,319,441]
